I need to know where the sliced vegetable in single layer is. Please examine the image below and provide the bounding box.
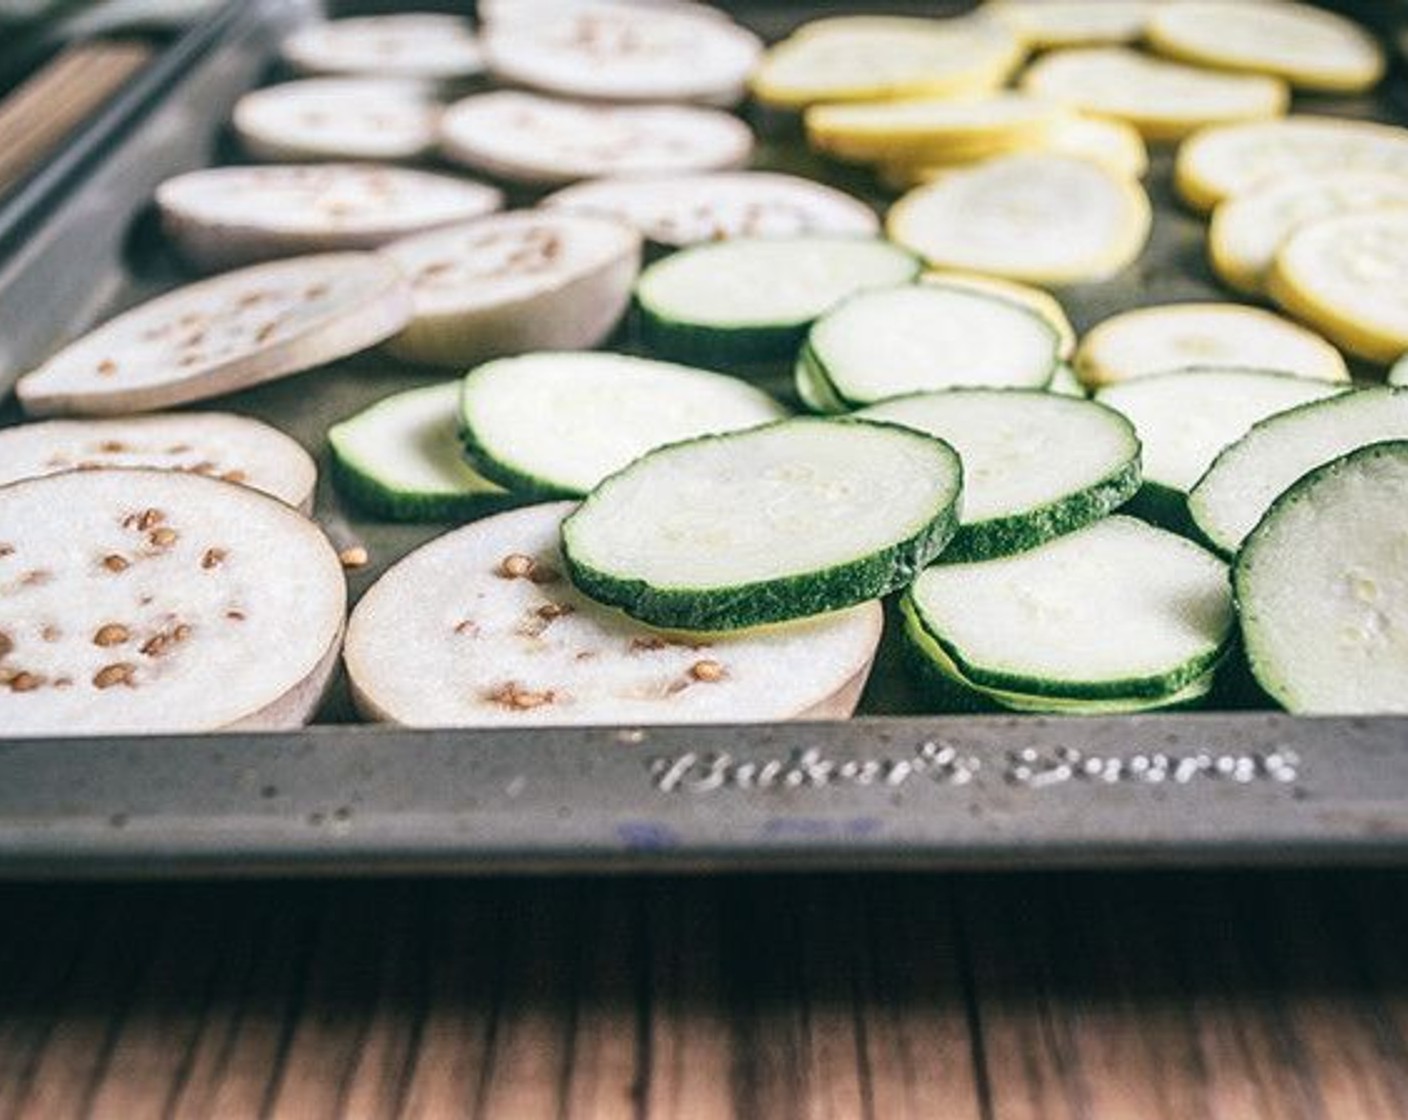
[1095,366,1344,512]
[984,0,1154,48]
[157,164,503,272]
[0,468,345,735]
[1075,303,1348,388]
[281,13,485,81]
[904,515,1234,700]
[634,237,920,364]
[1268,210,1408,364]
[887,152,1150,286]
[378,210,641,367]
[1189,387,1408,555]
[880,114,1149,185]
[901,596,1217,714]
[439,91,753,186]
[1236,441,1408,714]
[345,502,884,726]
[1147,1,1383,94]
[921,271,1077,358]
[858,389,1140,561]
[459,352,787,497]
[232,79,443,163]
[1175,116,1408,213]
[540,171,878,247]
[0,412,318,512]
[482,2,762,105]
[1209,170,1408,296]
[562,418,962,631]
[1019,46,1288,142]
[16,253,412,417]
[800,285,1060,409]
[805,92,1062,164]
[750,15,1023,108]
[1392,354,1408,386]
[328,382,511,522]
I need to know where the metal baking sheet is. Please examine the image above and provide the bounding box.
[0,0,1406,876]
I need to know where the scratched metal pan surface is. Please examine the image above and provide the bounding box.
[0,0,1406,877]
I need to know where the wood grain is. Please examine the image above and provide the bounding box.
[2,876,1408,1119]
[0,40,154,199]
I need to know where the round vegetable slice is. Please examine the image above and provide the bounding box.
[1268,210,1408,363]
[751,16,1023,108]
[1209,170,1408,296]
[378,211,642,367]
[858,389,1140,561]
[880,114,1149,185]
[540,171,878,248]
[1175,117,1408,213]
[1236,441,1408,714]
[482,3,761,105]
[805,92,1064,165]
[1019,46,1288,142]
[1095,367,1344,517]
[232,79,442,163]
[280,14,484,81]
[157,164,503,272]
[458,352,787,497]
[984,0,1154,48]
[801,285,1060,409]
[0,413,317,512]
[1190,387,1408,555]
[634,237,921,365]
[900,598,1216,714]
[1147,1,1383,94]
[345,502,884,726]
[0,468,345,735]
[1391,354,1408,387]
[1075,303,1348,388]
[328,382,511,522]
[439,91,752,187]
[905,515,1234,700]
[886,152,1150,286]
[561,418,963,631]
[16,253,412,417]
[921,271,1076,358]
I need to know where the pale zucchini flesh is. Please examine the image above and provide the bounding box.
[328,382,512,522]
[858,389,1141,561]
[1267,210,1408,364]
[1236,441,1408,714]
[1075,302,1348,388]
[634,237,920,365]
[562,419,963,631]
[458,352,788,497]
[905,516,1234,700]
[1019,46,1288,141]
[1189,387,1408,556]
[886,153,1151,286]
[345,502,885,727]
[1095,367,1346,498]
[803,285,1060,409]
[1175,116,1408,213]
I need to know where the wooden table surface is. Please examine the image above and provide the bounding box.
[1,871,1406,1120]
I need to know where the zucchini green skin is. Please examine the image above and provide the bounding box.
[1121,481,1199,538]
[637,306,812,366]
[942,457,1142,563]
[566,505,959,632]
[906,574,1232,702]
[562,420,963,631]
[1233,439,1408,713]
[456,414,578,500]
[329,446,521,523]
[900,598,1216,714]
